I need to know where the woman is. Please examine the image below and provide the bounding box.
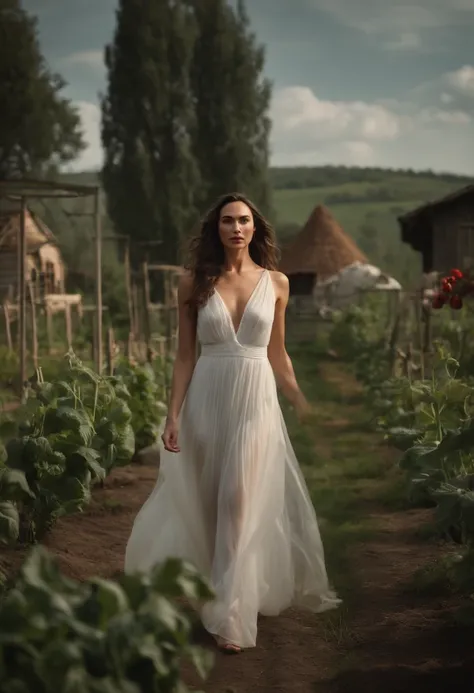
[124,193,340,653]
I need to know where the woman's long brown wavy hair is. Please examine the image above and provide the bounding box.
[185,193,280,310]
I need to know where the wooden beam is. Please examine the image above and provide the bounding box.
[94,188,103,374]
[18,197,27,389]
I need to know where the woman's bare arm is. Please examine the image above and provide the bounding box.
[267,272,308,413]
[166,272,197,423]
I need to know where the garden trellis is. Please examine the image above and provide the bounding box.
[0,178,103,387]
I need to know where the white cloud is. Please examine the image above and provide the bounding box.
[69,101,103,172]
[67,69,474,176]
[446,65,474,96]
[272,87,401,143]
[411,65,474,113]
[62,50,104,69]
[270,77,474,174]
[306,0,474,51]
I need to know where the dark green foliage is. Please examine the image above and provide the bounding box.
[269,165,473,191]
[0,546,214,692]
[0,0,84,177]
[113,359,167,454]
[0,353,165,544]
[101,0,199,266]
[190,0,272,214]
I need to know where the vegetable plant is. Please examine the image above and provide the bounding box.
[0,354,137,543]
[0,546,214,693]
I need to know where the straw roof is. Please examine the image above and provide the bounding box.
[279,205,368,281]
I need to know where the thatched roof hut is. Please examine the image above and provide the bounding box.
[279,205,368,295]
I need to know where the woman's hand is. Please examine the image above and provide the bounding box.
[294,391,311,423]
[161,417,180,453]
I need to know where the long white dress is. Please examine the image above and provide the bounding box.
[124,269,341,648]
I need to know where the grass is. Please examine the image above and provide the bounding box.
[272,177,464,228]
[284,336,402,607]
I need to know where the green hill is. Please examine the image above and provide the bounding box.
[52,166,472,287]
[269,167,472,284]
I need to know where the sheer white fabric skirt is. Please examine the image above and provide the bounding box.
[125,344,340,648]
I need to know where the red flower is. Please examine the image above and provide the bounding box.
[441,279,453,293]
[450,295,463,310]
[451,268,463,280]
[432,293,446,309]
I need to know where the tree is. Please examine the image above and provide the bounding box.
[189,0,272,214]
[0,0,84,177]
[101,0,199,266]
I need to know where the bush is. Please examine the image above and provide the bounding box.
[0,546,214,692]
[0,353,137,544]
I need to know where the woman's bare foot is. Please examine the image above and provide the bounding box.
[215,636,242,654]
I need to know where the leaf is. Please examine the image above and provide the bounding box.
[88,578,129,625]
[385,427,422,451]
[114,424,135,465]
[417,424,474,464]
[52,476,91,512]
[67,446,106,482]
[5,436,55,472]
[0,501,20,543]
[399,444,439,471]
[0,468,35,501]
[0,418,18,440]
[144,594,182,632]
[44,407,94,446]
[107,399,132,426]
[187,644,214,680]
[35,381,57,405]
[36,641,83,692]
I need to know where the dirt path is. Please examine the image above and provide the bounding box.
[1,360,473,692]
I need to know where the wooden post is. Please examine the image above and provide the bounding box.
[388,303,401,377]
[132,282,140,340]
[142,262,151,356]
[106,327,115,375]
[126,331,134,361]
[3,302,12,351]
[94,188,103,373]
[45,304,53,354]
[27,282,38,370]
[403,342,413,379]
[92,309,97,363]
[64,303,73,350]
[18,197,27,390]
[124,242,134,336]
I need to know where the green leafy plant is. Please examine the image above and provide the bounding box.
[0,354,136,543]
[114,360,167,455]
[0,546,214,692]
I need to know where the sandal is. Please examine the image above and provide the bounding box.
[216,637,242,654]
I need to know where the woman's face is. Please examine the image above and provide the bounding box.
[218,201,255,251]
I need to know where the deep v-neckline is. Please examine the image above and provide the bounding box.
[214,269,267,337]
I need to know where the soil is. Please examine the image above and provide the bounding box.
[1,369,474,693]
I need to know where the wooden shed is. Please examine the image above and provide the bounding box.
[398,184,474,273]
[0,206,65,299]
[279,204,368,295]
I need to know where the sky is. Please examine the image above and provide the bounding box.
[24,0,474,175]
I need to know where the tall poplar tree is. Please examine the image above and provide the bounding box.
[189,0,272,214]
[0,0,84,178]
[101,0,199,266]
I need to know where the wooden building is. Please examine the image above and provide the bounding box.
[0,206,65,300]
[398,184,474,273]
[279,204,368,295]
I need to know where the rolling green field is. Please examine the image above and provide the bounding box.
[54,167,472,286]
[270,171,471,282]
